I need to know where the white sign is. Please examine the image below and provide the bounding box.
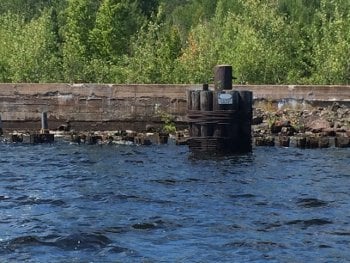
[218,93,233,105]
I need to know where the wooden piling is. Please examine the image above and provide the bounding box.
[41,112,49,134]
[214,65,233,90]
[190,90,201,137]
[0,114,3,136]
[278,135,290,147]
[202,83,209,91]
[187,68,252,154]
[87,134,103,145]
[29,112,55,144]
[318,136,330,148]
[200,89,213,137]
[296,136,307,148]
[11,134,23,143]
[238,91,253,152]
[335,135,350,148]
[30,133,54,144]
[186,89,193,138]
[186,89,192,111]
[213,90,240,147]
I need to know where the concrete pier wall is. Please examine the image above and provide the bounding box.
[0,83,349,131]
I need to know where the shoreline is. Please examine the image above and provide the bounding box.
[2,100,349,148]
[0,84,349,133]
[0,84,349,148]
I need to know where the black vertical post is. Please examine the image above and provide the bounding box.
[200,87,213,137]
[186,89,193,137]
[214,65,233,90]
[41,112,49,134]
[0,114,3,136]
[191,90,201,137]
[186,89,192,111]
[238,91,253,152]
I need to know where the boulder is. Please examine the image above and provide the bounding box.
[255,136,275,146]
[270,120,291,134]
[305,119,331,133]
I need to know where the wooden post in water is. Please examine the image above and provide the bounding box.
[41,112,49,134]
[30,112,54,144]
[187,65,253,155]
[0,114,3,136]
[237,91,253,152]
[224,90,240,149]
[190,90,201,137]
[200,85,213,137]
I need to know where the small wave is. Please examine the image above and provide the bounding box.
[103,226,127,234]
[151,178,204,185]
[185,178,202,182]
[53,233,112,250]
[319,244,333,248]
[132,222,159,230]
[1,232,112,252]
[124,159,144,164]
[103,245,129,254]
[131,218,181,231]
[296,198,329,208]
[286,219,333,229]
[257,221,283,232]
[112,194,141,201]
[151,179,177,185]
[1,236,45,252]
[0,195,10,201]
[224,240,287,250]
[329,232,350,236]
[229,194,256,199]
[15,196,66,207]
[258,218,333,232]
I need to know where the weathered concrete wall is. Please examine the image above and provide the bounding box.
[235,85,350,102]
[0,83,349,131]
[0,84,191,131]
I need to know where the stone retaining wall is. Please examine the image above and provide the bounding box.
[0,83,349,131]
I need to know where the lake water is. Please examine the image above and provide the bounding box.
[0,141,349,262]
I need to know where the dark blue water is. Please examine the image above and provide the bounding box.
[0,141,349,262]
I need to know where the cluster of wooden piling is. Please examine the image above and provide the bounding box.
[3,112,55,144]
[186,65,253,154]
[187,88,252,154]
[254,134,350,148]
[1,109,174,146]
[70,131,169,145]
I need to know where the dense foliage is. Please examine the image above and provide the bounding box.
[1,0,350,84]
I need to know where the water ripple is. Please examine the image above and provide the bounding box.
[0,143,349,262]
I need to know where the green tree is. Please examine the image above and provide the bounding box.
[171,0,218,42]
[177,0,290,84]
[90,0,143,60]
[124,7,182,83]
[0,0,66,21]
[136,0,160,16]
[309,0,350,84]
[86,0,144,82]
[0,11,61,82]
[62,0,99,82]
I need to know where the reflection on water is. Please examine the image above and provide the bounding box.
[0,142,349,262]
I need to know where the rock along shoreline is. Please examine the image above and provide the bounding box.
[252,101,350,148]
